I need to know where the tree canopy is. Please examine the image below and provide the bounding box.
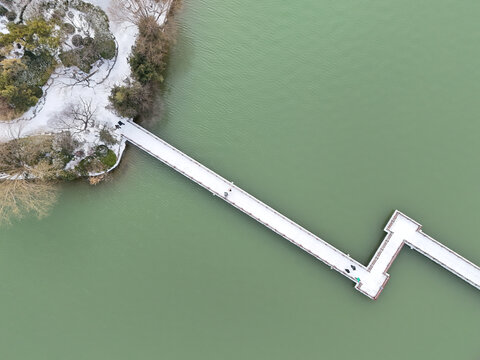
[0,18,60,52]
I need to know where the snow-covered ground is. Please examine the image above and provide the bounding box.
[0,0,171,174]
[0,16,8,34]
[0,0,134,169]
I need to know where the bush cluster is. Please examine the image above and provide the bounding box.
[99,126,118,145]
[109,80,152,119]
[0,58,50,113]
[75,146,117,175]
[110,15,175,120]
[6,11,16,22]
[0,18,59,51]
[59,35,115,73]
[0,134,68,180]
[0,19,58,118]
[58,1,116,73]
[129,17,168,84]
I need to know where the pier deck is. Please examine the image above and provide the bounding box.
[120,121,480,299]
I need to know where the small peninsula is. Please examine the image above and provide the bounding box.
[0,0,177,224]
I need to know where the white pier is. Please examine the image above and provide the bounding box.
[120,121,480,299]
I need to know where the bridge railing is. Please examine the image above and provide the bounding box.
[123,122,365,280]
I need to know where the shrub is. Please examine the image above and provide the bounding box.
[52,9,66,22]
[129,51,159,84]
[20,49,56,86]
[0,96,16,120]
[58,170,78,181]
[0,84,39,112]
[75,156,95,176]
[0,6,7,16]
[83,36,94,46]
[98,38,116,60]
[0,18,60,51]
[69,1,116,61]
[57,152,74,166]
[62,23,76,35]
[99,126,117,145]
[54,131,78,156]
[0,51,54,115]
[74,149,116,175]
[59,47,97,73]
[109,81,152,119]
[31,86,43,98]
[59,51,80,70]
[75,159,87,175]
[95,144,108,157]
[6,11,15,22]
[60,36,116,72]
[71,34,83,47]
[129,16,168,84]
[0,59,34,111]
[75,156,97,176]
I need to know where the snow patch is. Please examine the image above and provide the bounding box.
[0,16,8,34]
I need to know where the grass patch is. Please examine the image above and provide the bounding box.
[100,149,117,168]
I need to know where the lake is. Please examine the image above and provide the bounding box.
[1,0,479,358]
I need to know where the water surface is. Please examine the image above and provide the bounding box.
[1,0,480,358]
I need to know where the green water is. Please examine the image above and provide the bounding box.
[2,0,480,358]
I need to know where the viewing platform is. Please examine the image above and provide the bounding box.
[120,121,480,299]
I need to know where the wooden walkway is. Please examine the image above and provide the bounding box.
[120,121,480,299]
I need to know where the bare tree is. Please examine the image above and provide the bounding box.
[99,125,118,145]
[54,131,79,155]
[0,130,59,226]
[0,127,50,175]
[0,174,58,226]
[0,97,17,121]
[109,0,170,25]
[52,97,97,134]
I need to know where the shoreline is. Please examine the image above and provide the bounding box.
[101,0,176,178]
